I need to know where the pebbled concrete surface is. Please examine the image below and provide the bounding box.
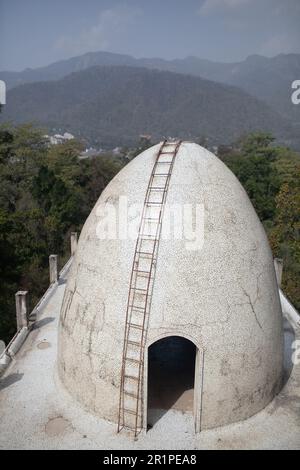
[0,269,299,449]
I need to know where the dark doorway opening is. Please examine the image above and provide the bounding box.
[147,336,196,429]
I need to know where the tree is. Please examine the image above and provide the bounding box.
[222,132,300,310]
[269,169,300,309]
[222,133,280,221]
[0,123,124,344]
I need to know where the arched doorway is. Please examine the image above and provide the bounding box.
[146,336,201,431]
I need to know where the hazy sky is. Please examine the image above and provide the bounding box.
[1,0,300,71]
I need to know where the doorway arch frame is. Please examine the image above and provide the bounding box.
[143,331,204,433]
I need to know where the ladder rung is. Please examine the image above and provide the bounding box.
[130,287,147,293]
[128,323,144,330]
[156,161,172,163]
[154,173,171,176]
[125,357,141,364]
[130,293,146,299]
[144,217,160,221]
[124,375,139,381]
[123,425,142,431]
[124,390,138,398]
[133,271,154,280]
[132,269,152,275]
[130,309,145,316]
[127,340,141,346]
[135,255,154,261]
[148,187,166,191]
[123,411,142,420]
[135,251,155,257]
[140,231,157,240]
[124,408,139,416]
[128,305,145,311]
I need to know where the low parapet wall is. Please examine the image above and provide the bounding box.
[0,237,76,376]
[279,289,300,330]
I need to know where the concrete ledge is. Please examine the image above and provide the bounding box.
[0,328,29,375]
[280,289,300,330]
[0,256,73,377]
[7,327,29,357]
[0,352,11,374]
[28,259,70,323]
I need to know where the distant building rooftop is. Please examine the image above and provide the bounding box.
[78,148,99,159]
[44,132,75,146]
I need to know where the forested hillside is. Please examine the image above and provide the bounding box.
[0,124,299,345]
[0,123,123,343]
[1,66,294,149]
[1,51,299,124]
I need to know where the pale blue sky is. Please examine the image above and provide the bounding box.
[1,0,300,71]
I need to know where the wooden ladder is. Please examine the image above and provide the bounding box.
[117,140,182,437]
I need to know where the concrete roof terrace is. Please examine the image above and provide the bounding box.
[0,261,299,450]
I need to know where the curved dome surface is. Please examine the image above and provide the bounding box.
[58,142,283,430]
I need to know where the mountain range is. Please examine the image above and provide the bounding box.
[1,51,299,124]
[1,65,295,148]
[1,51,299,149]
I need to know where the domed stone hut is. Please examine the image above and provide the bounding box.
[58,141,283,436]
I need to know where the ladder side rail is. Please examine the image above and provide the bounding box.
[132,142,181,435]
[118,141,167,430]
[131,152,169,434]
[133,142,181,435]
[118,140,181,435]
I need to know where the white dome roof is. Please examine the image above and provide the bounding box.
[58,142,283,430]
